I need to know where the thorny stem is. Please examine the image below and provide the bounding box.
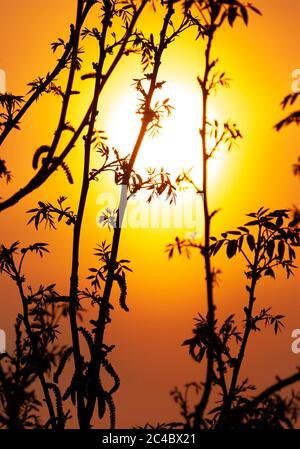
[85,2,176,425]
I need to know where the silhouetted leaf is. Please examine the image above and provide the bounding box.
[227,240,237,258]
[228,6,237,26]
[265,268,275,279]
[245,220,260,226]
[238,226,249,233]
[278,241,285,260]
[247,234,255,252]
[266,240,275,259]
[289,246,296,260]
[240,6,248,25]
[227,231,241,236]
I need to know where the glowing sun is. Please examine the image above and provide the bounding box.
[102,82,226,193]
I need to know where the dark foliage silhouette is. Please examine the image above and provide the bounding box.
[0,0,196,429]
[1,0,300,431]
[165,0,300,430]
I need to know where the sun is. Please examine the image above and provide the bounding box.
[94,82,228,237]
[102,82,225,191]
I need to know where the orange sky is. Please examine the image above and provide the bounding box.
[1,0,300,428]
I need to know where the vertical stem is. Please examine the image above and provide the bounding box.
[68,2,111,429]
[217,225,262,427]
[193,30,215,429]
[68,0,148,428]
[85,3,175,424]
[47,0,84,161]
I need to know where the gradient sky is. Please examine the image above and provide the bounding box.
[1,0,300,428]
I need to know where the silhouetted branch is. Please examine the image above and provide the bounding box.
[67,0,149,429]
[0,0,144,213]
[0,0,95,145]
[251,371,300,409]
[86,0,183,425]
